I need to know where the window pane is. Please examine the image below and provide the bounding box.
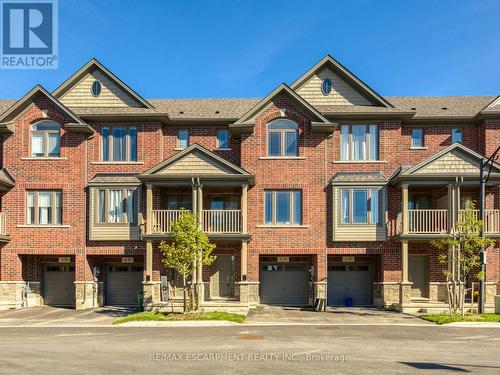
[54,192,62,225]
[108,190,123,223]
[412,128,424,147]
[285,132,298,156]
[268,132,281,156]
[178,130,189,149]
[451,128,462,144]
[112,128,126,161]
[352,125,366,160]
[48,133,60,157]
[268,119,298,130]
[38,192,52,225]
[370,189,379,224]
[102,128,110,161]
[217,130,229,148]
[125,190,134,223]
[98,190,105,223]
[33,121,59,131]
[210,197,224,210]
[167,196,178,210]
[265,191,273,224]
[352,190,368,223]
[27,192,35,225]
[341,125,349,160]
[369,125,378,160]
[341,190,349,224]
[276,191,291,224]
[293,191,302,225]
[31,133,44,157]
[129,127,137,161]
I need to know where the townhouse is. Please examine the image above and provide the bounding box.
[0,55,499,313]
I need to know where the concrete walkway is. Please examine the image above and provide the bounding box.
[0,306,134,327]
[245,305,432,326]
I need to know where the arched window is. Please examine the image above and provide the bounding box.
[267,119,298,157]
[31,120,61,158]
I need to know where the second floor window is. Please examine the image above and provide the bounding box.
[101,126,137,162]
[451,128,463,144]
[27,190,62,225]
[340,124,378,161]
[264,190,302,225]
[341,188,380,224]
[411,128,424,148]
[31,121,61,158]
[216,129,230,149]
[97,188,137,224]
[267,119,298,157]
[178,130,189,149]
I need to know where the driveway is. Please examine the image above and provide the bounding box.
[0,306,134,327]
[245,305,430,325]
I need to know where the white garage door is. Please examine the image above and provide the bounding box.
[260,263,308,305]
[43,264,75,307]
[328,263,372,306]
[106,264,144,306]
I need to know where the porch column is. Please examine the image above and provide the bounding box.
[241,184,248,234]
[401,240,409,283]
[401,184,409,235]
[191,182,198,215]
[146,184,153,234]
[241,241,248,281]
[447,184,455,232]
[399,239,412,309]
[146,240,153,281]
[196,183,204,304]
[197,183,203,229]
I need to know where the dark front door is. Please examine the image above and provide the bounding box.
[409,255,428,298]
[210,255,235,298]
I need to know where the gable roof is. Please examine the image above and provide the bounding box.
[290,55,393,108]
[231,83,335,135]
[139,144,254,183]
[52,58,154,109]
[392,143,500,183]
[0,85,94,134]
[0,168,15,190]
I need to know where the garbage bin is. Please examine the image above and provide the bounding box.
[495,295,500,314]
[345,297,353,307]
[137,291,144,312]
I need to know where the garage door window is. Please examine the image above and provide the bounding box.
[262,264,282,272]
[340,188,380,224]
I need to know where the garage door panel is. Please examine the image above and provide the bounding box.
[328,263,372,306]
[106,264,143,306]
[260,263,308,305]
[44,265,75,307]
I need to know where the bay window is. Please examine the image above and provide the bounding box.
[264,190,302,225]
[340,124,378,161]
[27,191,62,225]
[340,188,380,224]
[101,126,137,162]
[96,188,138,224]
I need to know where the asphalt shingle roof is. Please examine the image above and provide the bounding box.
[330,172,387,184]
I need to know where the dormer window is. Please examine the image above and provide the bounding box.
[322,78,332,95]
[31,120,61,158]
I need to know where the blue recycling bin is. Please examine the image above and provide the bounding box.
[345,297,353,307]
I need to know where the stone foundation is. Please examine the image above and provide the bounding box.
[143,281,161,306]
[75,282,103,310]
[373,282,400,310]
[429,282,448,302]
[236,282,259,306]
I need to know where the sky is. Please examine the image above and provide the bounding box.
[1,0,500,100]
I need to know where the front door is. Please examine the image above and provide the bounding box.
[409,255,428,298]
[210,255,235,298]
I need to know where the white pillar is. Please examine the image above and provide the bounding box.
[241,241,248,281]
[401,240,409,283]
[146,184,153,234]
[241,184,248,234]
[146,241,153,281]
[402,184,409,234]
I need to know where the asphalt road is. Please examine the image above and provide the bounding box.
[0,325,499,374]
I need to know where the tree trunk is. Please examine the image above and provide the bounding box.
[182,274,187,313]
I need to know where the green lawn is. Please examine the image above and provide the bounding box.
[113,311,246,325]
[421,314,500,325]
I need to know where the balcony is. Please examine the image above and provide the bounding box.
[150,209,243,235]
[458,209,500,234]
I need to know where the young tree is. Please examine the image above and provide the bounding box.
[158,210,216,313]
[432,201,495,315]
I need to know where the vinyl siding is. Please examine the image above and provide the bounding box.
[88,188,141,241]
[332,186,387,241]
[296,68,375,106]
[414,150,479,174]
[159,151,234,175]
[60,69,143,108]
